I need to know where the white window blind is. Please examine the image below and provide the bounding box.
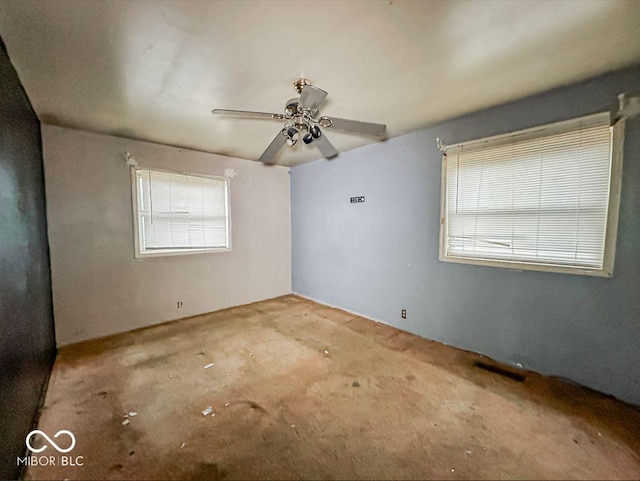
[134,168,229,256]
[443,113,615,272]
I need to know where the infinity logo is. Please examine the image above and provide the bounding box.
[26,430,76,453]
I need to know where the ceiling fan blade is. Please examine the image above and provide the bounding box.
[322,116,386,138]
[299,85,328,111]
[314,129,339,159]
[212,109,284,120]
[258,129,287,163]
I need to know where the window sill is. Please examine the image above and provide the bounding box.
[134,247,231,259]
[439,253,613,278]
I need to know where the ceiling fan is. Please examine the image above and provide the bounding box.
[211,78,386,163]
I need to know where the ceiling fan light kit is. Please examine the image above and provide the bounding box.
[212,78,387,164]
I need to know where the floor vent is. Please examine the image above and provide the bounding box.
[474,361,525,382]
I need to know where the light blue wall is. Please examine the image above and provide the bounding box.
[291,66,640,406]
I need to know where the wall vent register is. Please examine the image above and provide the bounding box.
[132,168,230,257]
[439,112,623,277]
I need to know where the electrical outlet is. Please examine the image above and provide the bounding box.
[401,309,407,319]
[177,301,183,309]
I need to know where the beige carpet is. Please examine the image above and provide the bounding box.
[25,295,640,480]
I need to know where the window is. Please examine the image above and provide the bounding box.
[440,112,623,276]
[132,168,230,257]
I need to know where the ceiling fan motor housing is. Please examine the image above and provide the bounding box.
[285,98,299,117]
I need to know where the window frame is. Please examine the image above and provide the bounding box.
[131,166,231,258]
[439,113,624,277]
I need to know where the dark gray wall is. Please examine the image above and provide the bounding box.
[0,39,55,479]
[291,66,640,406]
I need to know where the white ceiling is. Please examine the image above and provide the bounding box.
[1,0,639,166]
